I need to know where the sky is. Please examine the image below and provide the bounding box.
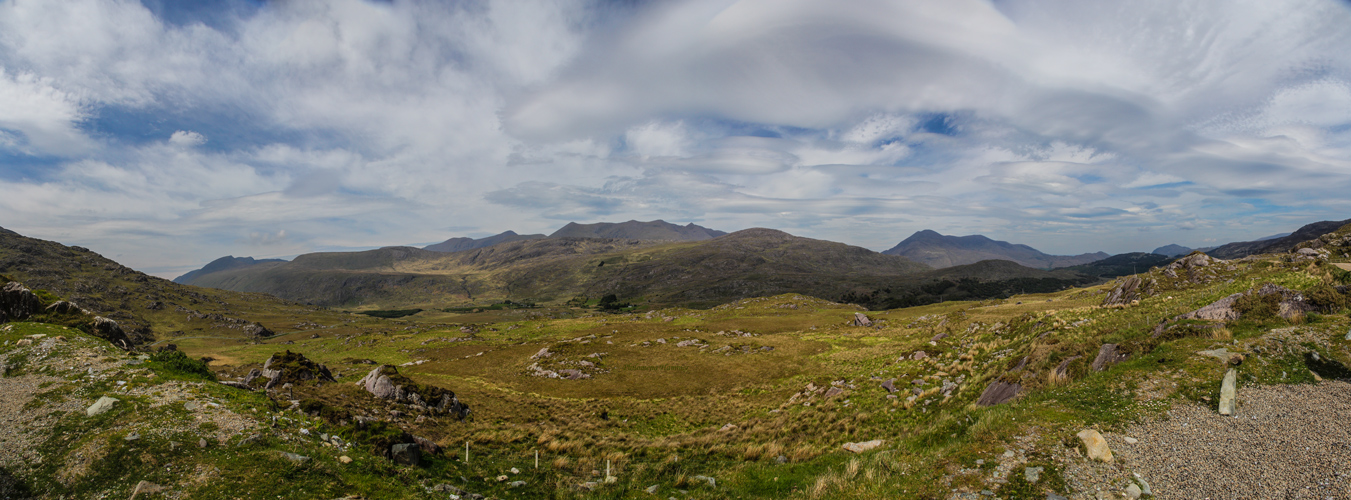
[3,0,1351,279]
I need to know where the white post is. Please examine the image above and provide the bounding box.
[465,441,469,463]
[535,450,539,469]
[607,459,611,478]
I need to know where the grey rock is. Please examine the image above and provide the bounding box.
[851,312,873,327]
[184,401,199,411]
[124,432,140,441]
[645,484,659,494]
[975,380,1020,406]
[1024,466,1043,483]
[198,438,208,449]
[0,281,41,323]
[881,379,896,393]
[690,475,716,488]
[508,481,526,488]
[1091,343,1128,372]
[1125,483,1142,499]
[281,451,310,464]
[236,434,262,447]
[1219,368,1237,415]
[841,440,884,453]
[129,480,164,499]
[391,443,421,466]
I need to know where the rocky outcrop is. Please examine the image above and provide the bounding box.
[1176,293,1242,321]
[0,281,41,323]
[260,351,336,387]
[357,365,470,419]
[1177,283,1314,322]
[44,300,85,315]
[1102,276,1144,306]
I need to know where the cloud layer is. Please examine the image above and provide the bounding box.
[2,0,1350,277]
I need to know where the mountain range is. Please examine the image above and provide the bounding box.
[423,230,546,253]
[1206,219,1351,259]
[882,230,1108,269]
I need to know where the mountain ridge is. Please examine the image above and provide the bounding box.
[883,229,1108,269]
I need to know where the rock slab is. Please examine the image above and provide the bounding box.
[1219,368,1237,415]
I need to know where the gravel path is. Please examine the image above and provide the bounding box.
[1114,380,1351,499]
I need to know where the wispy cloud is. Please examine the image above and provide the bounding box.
[2,0,1351,278]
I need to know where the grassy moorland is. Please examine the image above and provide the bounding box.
[3,225,1351,498]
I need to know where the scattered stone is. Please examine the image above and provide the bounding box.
[1196,348,1230,362]
[645,484,659,494]
[1219,368,1237,415]
[339,455,353,464]
[496,475,508,482]
[281,452,310,464]
[675,339,702,347]
[129,480,164,498]
[1125,483,1142,499]
[86,396,119,417]
[690,475,716,488]
[510,467,520,474]
[719,423,737,432]
[124,432,140,441]
[557,369,590,380]
[198,439,208,449]
[244,322,274,338]
[775,455,787,464]
[237,434,262,447]
[1024,466,1043,483]
[823,387,844,398]
[911,351,928,360]
[881,379,896,393]
[1123,436,1138,444]
[508,481,526,488]
[530,347,552,359]
[391,443,421,466]
[842,440,884,453]
[14,339,31,347]
[1076,429,1113,462]
[183,401,199,411]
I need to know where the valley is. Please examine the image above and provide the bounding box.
[2,222,1351,498]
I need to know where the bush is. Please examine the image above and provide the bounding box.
[1233,292,1281,321]
[1306,284,1350,312]
[148,350,217,382]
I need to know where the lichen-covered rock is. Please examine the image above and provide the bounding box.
[0,281,41,323]
[851,312,873,327]
[357,365,470,419]
[1091,344,1128,372]
[1102,276,1143,306]
[976,380,1020,406]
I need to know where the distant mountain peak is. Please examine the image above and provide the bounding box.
[173,255,286,284]
[885,230,1106,269]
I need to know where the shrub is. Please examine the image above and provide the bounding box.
[148,350,217,382]
[1305,284,1350,312]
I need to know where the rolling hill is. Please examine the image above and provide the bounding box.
[423,230,546,252]
[172,255,286,284]
[882,230,1108,269]
[1207,218,1351,259]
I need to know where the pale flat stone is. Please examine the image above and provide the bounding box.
[1219,368,1237,415]
[1076,429,1113,462]
[841,439,884,453]
[86,396,119,417]
[1123,436,1138,444]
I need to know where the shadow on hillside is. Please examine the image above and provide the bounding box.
[0,466,31,497]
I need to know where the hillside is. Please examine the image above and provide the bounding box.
[1208,218,1351,259]
[423,230,546,252]
[172,256,286,284]
[166,229,935,309]
[548,220,726,241]
[0,226,349,343]
[883,230,1108,269]
[4,223,1351,498]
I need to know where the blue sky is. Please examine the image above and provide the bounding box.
[2,0,1351,278]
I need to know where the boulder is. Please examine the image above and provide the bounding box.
[357,365,470,419]
[412,435,440,454]
[841,440,884,453]
[1091,344,1128,372]
[881,379,897,393]
[851,312,873,327]
[0,281,41,323]
[1176,293,1242,321]
[129,480,164,499]
[86,396,119,417]
[91,317,131,349]
[1049,356,1082,384]
[391,443,421,466]
[1076,429,1113,462]
[243,323,274,338]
